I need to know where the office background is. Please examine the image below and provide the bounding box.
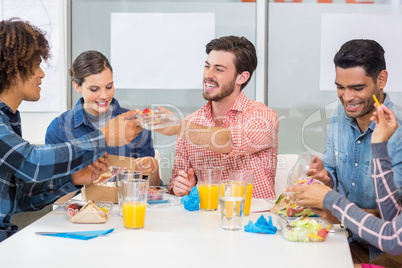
[12,0,402,184]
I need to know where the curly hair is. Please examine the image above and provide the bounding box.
[206,36,257,90]
[0,17,51,94]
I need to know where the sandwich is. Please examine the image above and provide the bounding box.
[69,200,108,224]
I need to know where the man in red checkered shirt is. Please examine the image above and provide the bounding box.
[157,36,279,199]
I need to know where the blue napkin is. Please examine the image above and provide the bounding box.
[180,186,200,211]
[38,229,114,240]
[244,215,277,234]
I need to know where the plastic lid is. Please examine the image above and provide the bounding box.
[287,151,313,186]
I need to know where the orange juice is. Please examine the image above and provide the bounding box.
[198,184,219,210]
[225,199,234,219]
[244,184,253,216]
[231,182,246,216]
[122,202,146,229]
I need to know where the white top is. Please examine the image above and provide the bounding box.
[0,198,353,268]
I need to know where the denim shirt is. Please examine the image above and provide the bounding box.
[323,93,402,209]
[45,98,155,158]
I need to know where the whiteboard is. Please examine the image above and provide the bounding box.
[0,0,67,112]
[111,12,215,90]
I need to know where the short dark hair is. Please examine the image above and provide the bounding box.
[69,50,113,86]
[0,18,51,93]
[206,36,257,90]
[333,39,386,83]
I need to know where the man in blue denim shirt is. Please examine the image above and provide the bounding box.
[0,18,141,242]
[308,39,402,265]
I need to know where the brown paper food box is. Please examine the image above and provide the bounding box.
[81,155,139,204]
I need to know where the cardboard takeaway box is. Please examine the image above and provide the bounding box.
[81,155,139,204]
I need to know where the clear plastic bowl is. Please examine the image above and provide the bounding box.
[147,186,169,203]
[278,216,330,242]
[135,112,181,130]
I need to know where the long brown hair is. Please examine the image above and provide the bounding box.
[69,50,113,86]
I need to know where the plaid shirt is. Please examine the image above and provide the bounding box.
[324,142,402,256]
[0,102,107,242]
[169,92,279,199]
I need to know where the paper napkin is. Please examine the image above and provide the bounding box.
[180,186,200,211]
[244,215,277,234]
[37,228,114,240]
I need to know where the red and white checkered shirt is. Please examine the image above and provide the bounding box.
[169,92,279,199]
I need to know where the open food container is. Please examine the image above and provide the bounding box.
[135,111,181,130]
[146,186,180,208]
[278,216,330,242]
[148,186,169,203]
[64,200,113,224]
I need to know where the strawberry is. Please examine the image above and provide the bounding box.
[143,108,150,114]
[68,203,81,210]
[68,208,76,217]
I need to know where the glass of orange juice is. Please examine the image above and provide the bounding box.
[117,170,143,216]
[219,180,247,231]
[229,171,254,216]
[197,167,222,211]
[121,179,148,229]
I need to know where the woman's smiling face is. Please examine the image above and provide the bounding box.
[74,68,114,116]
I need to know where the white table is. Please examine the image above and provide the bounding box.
[0,198,353,268]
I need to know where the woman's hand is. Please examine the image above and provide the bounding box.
[284,184,332,208]
[370,104,398,143]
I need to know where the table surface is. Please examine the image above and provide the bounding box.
[0,197,354,268]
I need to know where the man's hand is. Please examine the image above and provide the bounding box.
[132,157,159,176]
[101,110,143,146]
[153,107,183,136]
[172,168,196,196]
[307,156,333,187]
[370,104,398,143]
[71,153,110,186]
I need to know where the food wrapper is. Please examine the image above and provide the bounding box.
[270,193,316,218]
[93,166,121,186]
[287,151,314,186]
[276,151,324,217]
